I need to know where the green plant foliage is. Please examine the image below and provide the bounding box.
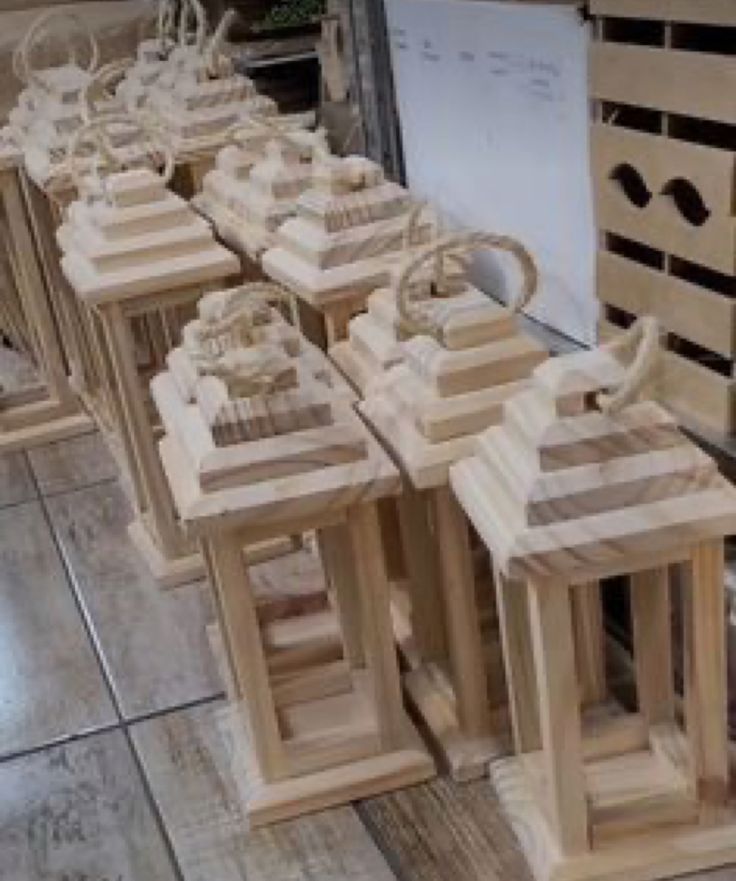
[254,0,325,32]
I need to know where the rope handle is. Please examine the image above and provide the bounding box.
[204,8,237,78]
[597,316,661,415]
[16,9,99,90]
[394,229,538,341]
[66,112,175,196]
[81,58,133,124]
[178,0,208,53]
[157,0,177,56]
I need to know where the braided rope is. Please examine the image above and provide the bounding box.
[597,316,661,415]
[205,8,237,79]
[394,230,538,342]
[178,0,208,53]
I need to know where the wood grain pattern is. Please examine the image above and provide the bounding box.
[0,500,116,757]
[131,699,399,881]
[28,431,118,496]
[44,481,222,720]
[0,729,178,881]
[358,777,533,881]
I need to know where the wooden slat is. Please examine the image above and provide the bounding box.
[591,43,736,125]
[596,184,736,275]
[590,0,736,26]
[592,124,735,219]
[598,252,736,359]
[0,500,116,756]
[0,730,179,880]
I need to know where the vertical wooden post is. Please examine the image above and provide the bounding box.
[684,539,729,818]
[208,532,287,782]
[318,521,365,669]
[528,578,589,856]
[571,581,607,706]
[631,566,675,726]
[494,568,541,753]
[396,485,447,663]
[347,502,406,749]
[432,486,491,739]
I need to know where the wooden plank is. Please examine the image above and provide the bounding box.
[590,0,736,26]
[684,539,729,817]
[44,481,222,719]
[658,348,736,436]
[432,486,492,740]
[527,579,589,856]
[590,43,736,125]
[27,431,118,496]
[357,777,532,881]
[597,252,736,359]
[630,567,675,725]
[131,699,399,881]
[592,124,735,220]
[0,500,116,756]
[0,450,36,508]
[0,729,179,881]
[571,582,607,706]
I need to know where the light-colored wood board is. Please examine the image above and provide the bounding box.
[590,43,736,126]
[131,699,399,881]
[0,729,179,881]
[590,0,736,25]
[592,124,735,219]
[0,499,116,757]
[0,450,36,508]
[358,776,533,881]
[28,430,118,496]
[597,252,736,360]
[595,181,735,276]
[44,481,222,719]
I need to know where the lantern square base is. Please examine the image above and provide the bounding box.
[490,753,736,881]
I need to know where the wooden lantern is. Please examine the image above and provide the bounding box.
[0,144,92,451]
[196,125,324,263]
[451,318,736,881]
[57,122,240,586]
[359,231,548,780]
[152,287,435,825]
[262,151,435,347]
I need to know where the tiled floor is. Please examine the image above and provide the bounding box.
[0,430,732,881]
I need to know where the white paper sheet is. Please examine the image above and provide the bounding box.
[386,0,598,345]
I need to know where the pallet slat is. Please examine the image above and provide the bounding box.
[598,252,736,359]
[591,44,736,126]
[590,0,736,26]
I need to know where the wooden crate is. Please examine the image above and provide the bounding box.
[590,0,736,436]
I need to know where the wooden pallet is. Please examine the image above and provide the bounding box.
[590,0,736,436]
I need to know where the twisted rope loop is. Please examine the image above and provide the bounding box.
[394,229,538,343]
[16,9,99,91]
[65,112,175,197]
[81,58,133,124]
[597,316,661,415]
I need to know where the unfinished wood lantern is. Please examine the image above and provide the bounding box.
[152,285,435,825]
[144,0,275,187]
[196,125,325,263]
[359,231,547,779]
[451,317,736,881]
[0,141,92,451]
[262,150,435,347]
[57,115,240,586]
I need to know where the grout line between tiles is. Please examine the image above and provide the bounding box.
[0,720,125,766]
[123,691,227,731]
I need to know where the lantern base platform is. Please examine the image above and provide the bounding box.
[0,408,93,454]
[404,664,510,782]
[490,751,736,881]
[128,519,206,589]
[221,702,436,828]
[129,519,300,589]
